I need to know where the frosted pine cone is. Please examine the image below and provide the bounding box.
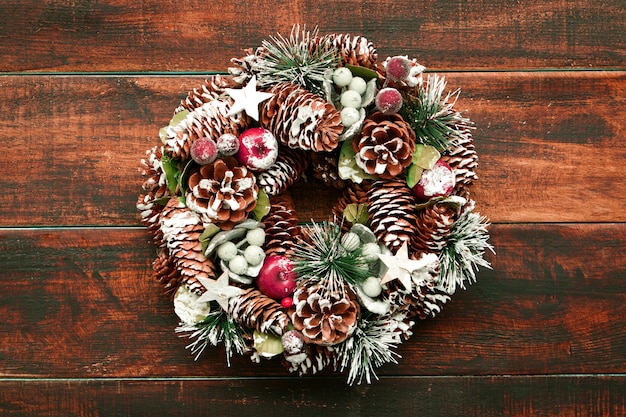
[260,82,343,152]
[354,112,416,179]
[137,194,165,245]
[228,288,291,335]
[256,147,309,196]
[411,202,458,257]
[290,285,360,346]
[284,343,338,376]
[262,194,302,257]
[386,284,451,320]
[186,157,258,230]
[440,127,478,199]
[367,179,419,254]
[139,146,169,198]
[229,47,265,84]
[159,198,217,294]
[176,75,240,112]
[164,100,250,161]
[322,33,378,69]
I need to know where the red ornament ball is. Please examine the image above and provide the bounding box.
[412,160,456,201]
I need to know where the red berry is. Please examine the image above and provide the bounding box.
[280,297,294,309]
[386,56,411,82]
[375,88,403,115]
[190,137,218,165]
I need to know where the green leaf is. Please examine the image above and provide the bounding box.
[338,140,377,183]
[200,224,221,254]
[170,110,190,126]
[405,163,424,189]
[344,203,369,225]
[412,144,441,169]
[251,189,271,221]
[161,153,181,195]
[178,159,196,194]
[346,64,379,81]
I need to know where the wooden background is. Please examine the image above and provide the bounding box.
[1,1,624,416]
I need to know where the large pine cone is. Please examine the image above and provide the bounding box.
[228,288,291,335]
[186,157,258,230]
[322,33,378,69]
[354,112,416,179]
[177,75,240,112]
[262,194,302,257]
[164,100,250,161]
[260,82,343,152]
[440,127,478,199]
[290,285,360,346]
[159,198,216,294]
[411,202,458,257]
[367,179,419,254]
[256,147,309,196]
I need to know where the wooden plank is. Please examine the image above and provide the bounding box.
[0,224,623,378]
[0,72,624,225]
[0,0,624,72]
[0,376,623,417]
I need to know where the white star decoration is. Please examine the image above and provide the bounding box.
[225,75,274,121]
[195,272,242,311]
[377,242,439,291]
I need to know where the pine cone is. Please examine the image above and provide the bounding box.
[440,127,478,199]
[386,284,451,320]
[322,33,378,69]
[411,202,458,257]
[159,198,216,294]
[256,147,309,196]
[164,100,250,161]
[228,47,264,84]
[260,82,343,152]
[139,146,168,198]
[228,288,290,335]
[310,150,346,190]
[290,285,360,346]
[186,157,258,230]
[152,250,183,299]
[262,194,302,257]
[176,75,240,112]
[137,194,165,245]
[354,112,416,179]
[284,343,338,376]
[367,179,419,254]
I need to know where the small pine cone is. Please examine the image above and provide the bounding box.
[260,82,343,152]
[332,181,372,231]
[186,157,258,230]
[310,150,346,190]
[152,250,183,299]
[176,75,240,112]
[440,127,478,199]
[367,179,419,254]
[228,47,265,84]
[139,146,169,198]
[137,194,165,245]
[284,343,338,376]
[159,198,216,294]
[228,288,290,335]
[322,33,378,69]
[256,147,308,196]
[290,285,360,346]
[411,202,458,257]
[354,112,416,179]
[164,100,250,161]
[387,284,451,320]
[262,194,302,257]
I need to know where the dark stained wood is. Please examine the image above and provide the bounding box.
[1,72,624,226]
[0,224,623,378]
[0,376,624,417]
[0,0,624,72]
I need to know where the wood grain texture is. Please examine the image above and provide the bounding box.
[1,72,624,226]
[0,0,624,72]
[0,376,624,417]
[0,224,623,378]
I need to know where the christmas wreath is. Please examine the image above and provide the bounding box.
[137,26,493,384]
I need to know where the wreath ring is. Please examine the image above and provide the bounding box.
[137,26,493,385]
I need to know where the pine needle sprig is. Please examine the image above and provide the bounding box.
[335,315,403,385]
[401,74,473,152]
[438,207,494,294]
[254,25,340,94]
[175,307,248,366]
[293,221,370,296]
